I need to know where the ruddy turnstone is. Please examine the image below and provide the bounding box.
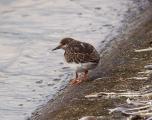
[52,38,100,85]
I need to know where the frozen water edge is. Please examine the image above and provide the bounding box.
[0,0,150,120]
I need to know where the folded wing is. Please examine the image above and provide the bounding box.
[64,41,100,64]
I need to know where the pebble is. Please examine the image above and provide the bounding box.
[62,67,70,69]
[79,116,97,120]
[32,89,36,92]
[94,7,101,10]
[18,104,23,106]
[35,80,43,84]
[53,78,60,81]
[144,65,152,70]
[59,62,64,65]
[47,83,55,86]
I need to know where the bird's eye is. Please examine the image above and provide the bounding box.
[61,42,66,45]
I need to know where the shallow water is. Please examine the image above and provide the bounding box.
[0,0,149,120]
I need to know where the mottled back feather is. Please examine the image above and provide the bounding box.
[64,40,100,64]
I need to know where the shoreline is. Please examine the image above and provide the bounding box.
[31,5,152,120]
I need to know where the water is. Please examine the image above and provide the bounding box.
[0,0,149,120]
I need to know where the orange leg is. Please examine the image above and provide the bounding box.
[69,70,89,85]
[83,70,88,81]
[69,72,81,85]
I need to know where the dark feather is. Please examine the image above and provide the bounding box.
[64,40,100,64]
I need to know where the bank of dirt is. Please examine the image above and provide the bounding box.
[31,6,152,120]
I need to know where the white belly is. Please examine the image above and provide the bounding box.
[66,62,98,73]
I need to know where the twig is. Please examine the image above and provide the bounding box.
[85,92,142,98]
[134,47,152,52]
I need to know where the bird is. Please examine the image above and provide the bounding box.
[52,38,100,85]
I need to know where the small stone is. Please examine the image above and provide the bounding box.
[32,89,36,92]
[144,65,152,70]
[53,78,60,81]
[18,104,23,106]
[47,83,55,86]
[59,62,64,65]
[35,80,43,84]
[62,67,70,69]
[130,115,143,120]
[79,116,97,120]
[94,7,101,10]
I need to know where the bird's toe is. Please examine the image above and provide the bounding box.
[69,78,83,85]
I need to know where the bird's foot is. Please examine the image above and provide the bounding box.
[69,72,88,85]
[80,73,88,81]
[69,78,83,85]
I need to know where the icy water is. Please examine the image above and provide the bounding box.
[0,0,149,120]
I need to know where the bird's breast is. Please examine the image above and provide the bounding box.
[64,51,82,63]
[65,62,98,73]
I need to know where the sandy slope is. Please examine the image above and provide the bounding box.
[31,3,152,120]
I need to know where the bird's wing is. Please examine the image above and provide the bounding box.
[66,41,100,63]
[70,41,94,54]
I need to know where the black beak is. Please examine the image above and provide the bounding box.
[52,45,62,51]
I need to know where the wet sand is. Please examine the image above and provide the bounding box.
[31,4,152,120]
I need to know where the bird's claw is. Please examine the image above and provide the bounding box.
[81,73,88,81]
[69,72,89,85]
[69,79,83,85]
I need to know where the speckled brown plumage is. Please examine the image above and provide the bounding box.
[64,39,100,64]
[52,37,100,85]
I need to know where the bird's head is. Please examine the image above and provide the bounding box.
[52,37,74,51]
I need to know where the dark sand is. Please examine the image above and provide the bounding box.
[31,6,152,120]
